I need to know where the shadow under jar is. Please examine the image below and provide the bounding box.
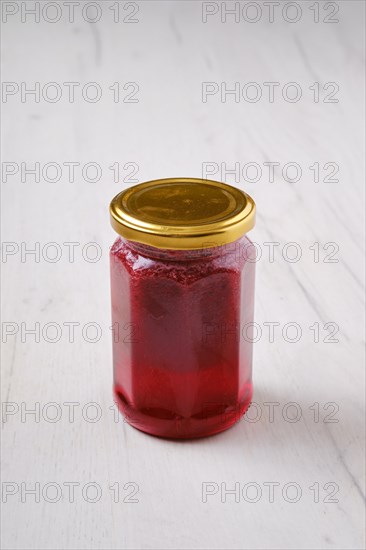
[109,178,256,439]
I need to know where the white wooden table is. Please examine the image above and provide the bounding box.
[1,1,365,548]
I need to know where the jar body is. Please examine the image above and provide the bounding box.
[110,235,256,439]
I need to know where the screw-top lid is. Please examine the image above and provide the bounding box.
[110,177,255,250]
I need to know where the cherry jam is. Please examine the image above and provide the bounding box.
[110,235,255,439]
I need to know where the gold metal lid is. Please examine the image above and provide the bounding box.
[110,177,256,250]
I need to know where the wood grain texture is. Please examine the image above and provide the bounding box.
[1,1,365,549]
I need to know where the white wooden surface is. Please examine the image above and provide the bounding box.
[1,1,365,549]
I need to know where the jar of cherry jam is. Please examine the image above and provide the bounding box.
[109,178,256,439]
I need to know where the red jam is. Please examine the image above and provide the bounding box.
[110,235,255,439]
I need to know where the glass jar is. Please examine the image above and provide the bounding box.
[109,178,256,439]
